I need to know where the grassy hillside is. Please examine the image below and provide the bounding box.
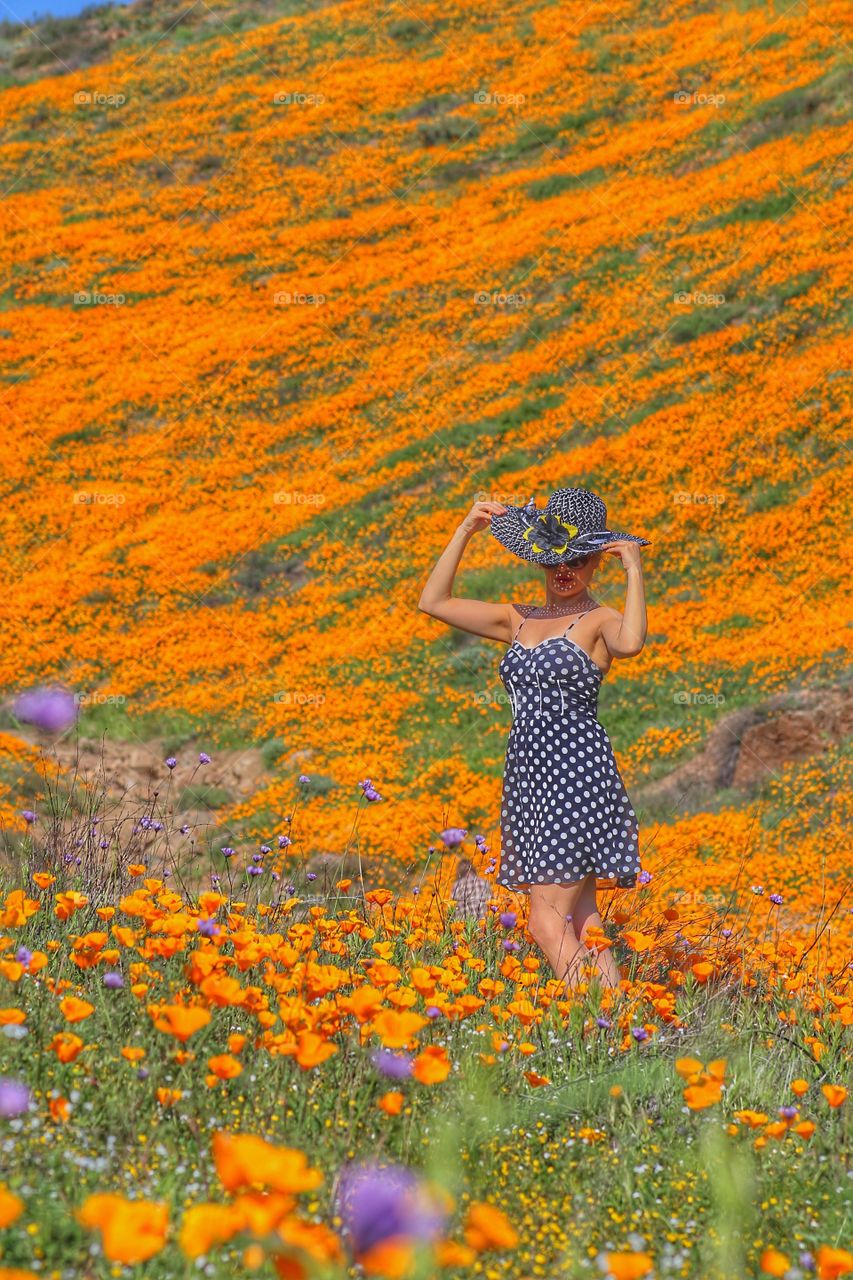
[0,0,850,879]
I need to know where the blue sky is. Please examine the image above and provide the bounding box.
[2,0,125,22]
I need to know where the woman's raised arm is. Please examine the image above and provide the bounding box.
[417,500,512,644]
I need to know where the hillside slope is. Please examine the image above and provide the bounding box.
[0,0,850,900]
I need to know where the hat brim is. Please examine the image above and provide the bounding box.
[489,507,650,566]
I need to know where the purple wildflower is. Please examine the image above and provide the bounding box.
[298,774,310,783]
[247,866,263,876]
[21,810,37,825]
[779,1105,798,1119]
[103,972,124,989]
[371,1050,413,1079]
[337,1162,447,1257]
[278,835,291,849]
[13,686,78,734]
[498,911,517,929]
[197,918,220,938]
[199,752,211,764]
[769,893,783,905]
[221,847,235,858]
[596,1017,611,1029]
[638,869,652,884]
[425,1006,441,1018]
[502,939,519,951]
[439,828,466,848]
[631,1026,649,1042]
[0,1078,31,1117]
[15,947,32,967]
[165,757,177,770]
[306,872,317,882]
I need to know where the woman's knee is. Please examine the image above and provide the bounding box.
[529,885,584,944]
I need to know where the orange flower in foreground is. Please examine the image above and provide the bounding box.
[412,1045,450,1084]
[58,996,94,1023]
[760,1248,791,1276]
[0,1188,24,1228]
[150,1004,211,1042]
[603,1253,654,1279]
[821,1084,847,1108]
[77,1194,168,1263]
[621,930,655,952]
[156,1088,183,1107]
[356,1239,414,1279]
[53,892,88,921]
[463,1202,518,1251]
[684,1079,723,1110]
[294,1031,338,1070]
[48,1097,70,1123]
[212,1133,323,1196]
[378,1090,404,1115]
[277,1216,343,1267]
[179,1202,245,1258]
[208,1054,243,1080]
[372,1010,428,1049]
[50,1032,84,1063]
[816,1246,853,1279]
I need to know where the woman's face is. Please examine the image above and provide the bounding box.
[545,552,601,598]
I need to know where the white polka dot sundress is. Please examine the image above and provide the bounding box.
[497,603,640,891]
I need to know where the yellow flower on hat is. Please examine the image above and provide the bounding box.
[521,514,579,555]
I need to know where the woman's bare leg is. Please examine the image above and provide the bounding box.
[527,882,596,990]
[571,872,621,988]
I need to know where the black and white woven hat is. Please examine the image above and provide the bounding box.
[489,487,651,567]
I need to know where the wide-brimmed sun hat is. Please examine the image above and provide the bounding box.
[489,487,651,567]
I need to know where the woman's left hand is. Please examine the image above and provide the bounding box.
[599,540,643,570]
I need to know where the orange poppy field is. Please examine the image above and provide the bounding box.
[0,0,850,1275]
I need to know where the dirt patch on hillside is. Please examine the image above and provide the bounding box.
[635,682,852,815]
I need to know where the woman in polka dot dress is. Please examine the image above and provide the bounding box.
[418,487,651,990]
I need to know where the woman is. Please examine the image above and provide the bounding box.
[418,487,651,992]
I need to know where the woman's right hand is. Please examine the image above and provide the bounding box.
[458,499,509,535]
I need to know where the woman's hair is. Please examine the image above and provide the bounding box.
[455,857,475,879]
